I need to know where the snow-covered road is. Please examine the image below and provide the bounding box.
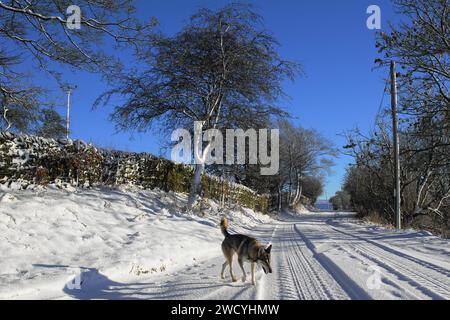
[1,186,449,300]
[62,212,450,300]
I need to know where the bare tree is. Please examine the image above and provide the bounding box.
[0,0,155,133]
[376,0,449,105]
[375,0,449,156]
[346,0,450,234]
[300,176,324,205]
[278,120,336,207]
[235,120,336,211]
[343,112,449,235]
[330,191,351,211]
[98,4,300,210]
[36,108,66,139]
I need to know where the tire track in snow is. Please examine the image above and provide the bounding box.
[351,244,449,300]
[292,223,371,300]
[264,222,349,300]
[320,222,450,299]
[336,245,424,299]
[327,221,450,278]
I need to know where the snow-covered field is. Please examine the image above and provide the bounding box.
[0,185,449,300]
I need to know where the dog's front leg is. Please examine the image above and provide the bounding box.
[251,262,256,285]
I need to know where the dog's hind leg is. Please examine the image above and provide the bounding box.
[224,253,237,282]
[238,258,246,282]
[221,245,237,282]
[220,261,228,279]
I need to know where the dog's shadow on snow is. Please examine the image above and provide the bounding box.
[33,264,167,300]
[33,263,249,300]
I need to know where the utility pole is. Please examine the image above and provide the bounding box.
[62,84,77,139]
[390,61,401,229]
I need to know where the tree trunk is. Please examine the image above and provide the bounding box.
[291,180,299,206]
[278,184,283,212]
[291,172,302,206]
[2,106,11,131]
[187,163,204,211]
[186,135,213,212]
[186,105,220,212]
[293,183,302,206]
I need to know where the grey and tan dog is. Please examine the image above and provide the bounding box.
[220,217,272,285]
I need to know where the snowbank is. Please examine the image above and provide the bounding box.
[0,185,272,299]
[288,203,313,215]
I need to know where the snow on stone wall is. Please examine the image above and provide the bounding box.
[0,132,268,212]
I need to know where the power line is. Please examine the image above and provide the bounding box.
[373,79,389,131]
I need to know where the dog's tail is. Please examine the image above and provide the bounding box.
[220,217,229,237]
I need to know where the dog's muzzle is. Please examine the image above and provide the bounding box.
[262,265,272,274]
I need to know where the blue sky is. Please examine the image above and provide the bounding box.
[30,0,401,199]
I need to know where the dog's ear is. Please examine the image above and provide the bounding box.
[265,244,272,253]
[258,247,265,257]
